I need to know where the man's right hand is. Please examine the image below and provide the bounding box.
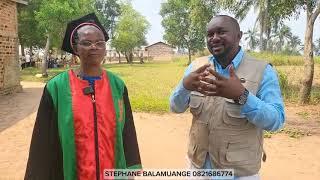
[183,64,211,92]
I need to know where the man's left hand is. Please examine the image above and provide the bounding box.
[200,65,245,100]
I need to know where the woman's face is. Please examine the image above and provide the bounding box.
[75,25,106,66]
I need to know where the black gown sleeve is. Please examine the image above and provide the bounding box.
[122,86,142,168]
[24,86,64,180]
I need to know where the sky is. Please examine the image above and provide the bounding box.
[132,0,320,47]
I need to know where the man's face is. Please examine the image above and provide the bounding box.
[206,17,241,59]
[75,25,106,65]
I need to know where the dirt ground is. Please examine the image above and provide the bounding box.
[0,82,320,180]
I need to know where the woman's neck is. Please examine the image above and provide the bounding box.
[79,64,102,77]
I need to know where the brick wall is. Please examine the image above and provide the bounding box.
[0,0,22,95]
[146,42,174,60]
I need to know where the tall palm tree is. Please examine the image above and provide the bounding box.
[220,0,273,51]
[289,35,302,54]
[273,25,292,51]
[244,28,259,50]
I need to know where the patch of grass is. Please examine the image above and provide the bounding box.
[275,66,320,104]
[296,112,310,119]
[280,128,309,138]
[264,127,311,139]
[20,67,67,82]
[102,61,187,112]
[264,131,276,138]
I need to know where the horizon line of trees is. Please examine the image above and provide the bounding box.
[244,24,320,56]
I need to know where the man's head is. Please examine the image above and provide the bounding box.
[206,15,242,62]
[72,25,106,66]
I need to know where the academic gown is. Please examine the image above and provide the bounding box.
[24,70,142,180]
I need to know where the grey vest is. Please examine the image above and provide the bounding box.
[187,55,268,177]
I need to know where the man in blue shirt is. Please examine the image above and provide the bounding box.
[169,15,285,180]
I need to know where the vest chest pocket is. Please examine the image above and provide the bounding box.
[189,92,205,116]
[223,101,248,126]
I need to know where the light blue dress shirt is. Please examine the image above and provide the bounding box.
[169,48,285,131]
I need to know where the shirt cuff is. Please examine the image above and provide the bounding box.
[241,92,260,113]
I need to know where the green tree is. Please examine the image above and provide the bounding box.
[35,0,95,76]
[18,0,46,56]
[298,0,320,104]
[160,0,217,64]
[270,0,320,103]
[95,0,121,63]
[111,3,150,63]
[273,25,292,52]
[285,35,302,55]
[95,0,121,39]
[219,0,277,51]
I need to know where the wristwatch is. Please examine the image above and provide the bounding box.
[235,88,249,105]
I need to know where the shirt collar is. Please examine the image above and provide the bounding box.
[208,47,244,70]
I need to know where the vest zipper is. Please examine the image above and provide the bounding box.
[91,93,100,180]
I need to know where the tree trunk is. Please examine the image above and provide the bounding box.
[265,0,271,51]
[124,52,130,63]
[188,48,191,65]
[129,52,133,64]
[139,53,144,64]
[299,10,318,104]
[30,45,33,67]
[42,34,50,77]
[30,46,33,55]
[139,51,144,64]
[259,18,265,52]
[117,51,121,63]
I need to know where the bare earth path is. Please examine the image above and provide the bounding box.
[0,82,319,179]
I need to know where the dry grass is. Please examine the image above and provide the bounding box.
[276,65,320,86]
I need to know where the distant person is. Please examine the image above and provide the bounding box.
[25,13,142,180]
[20,55,26,69]
[170,15,285,179]
[25,53,31,67]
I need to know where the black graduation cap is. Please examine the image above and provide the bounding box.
[61,13,109,55]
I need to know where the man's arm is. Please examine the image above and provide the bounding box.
[241,65,285,131]
[169,62,212,113]
[169,64,193,113]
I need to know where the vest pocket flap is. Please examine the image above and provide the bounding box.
[189,93,205,116]
[189,96,203,108]
[226,150,255,162]
[191,91,205,97]
[223,103,247,126]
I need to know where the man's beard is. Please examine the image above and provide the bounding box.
[212,46,232,60]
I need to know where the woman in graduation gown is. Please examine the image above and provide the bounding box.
[24,13,142,180]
